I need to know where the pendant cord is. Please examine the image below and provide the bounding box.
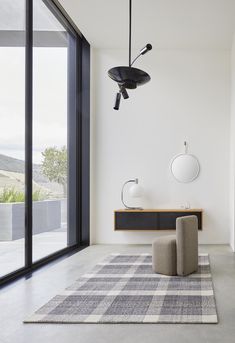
[129,0,132,67]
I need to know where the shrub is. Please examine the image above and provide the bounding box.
[0,187,46,203]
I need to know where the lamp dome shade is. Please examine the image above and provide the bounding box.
[108,66,150,89]
[129,183,144,198]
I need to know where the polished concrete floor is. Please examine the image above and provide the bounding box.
[0,244,235,343]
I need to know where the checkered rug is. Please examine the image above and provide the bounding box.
[24,253,218,324]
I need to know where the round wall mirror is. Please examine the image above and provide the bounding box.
[171,153,200,183]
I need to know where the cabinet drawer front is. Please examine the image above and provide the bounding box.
[158,212,202,230]
[115,212,157,230]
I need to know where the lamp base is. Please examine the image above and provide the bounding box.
[124,207,143,210]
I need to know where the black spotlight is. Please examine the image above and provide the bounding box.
[114,92,121,110]
[140,44,152,55]
[119,85,129,99]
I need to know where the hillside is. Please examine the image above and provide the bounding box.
[0,154,47,182]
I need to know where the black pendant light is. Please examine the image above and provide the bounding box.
[108,0,152,110]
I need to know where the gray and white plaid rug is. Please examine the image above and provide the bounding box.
[24,253,218,324]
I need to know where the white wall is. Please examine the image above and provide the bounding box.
[91,49,231,245]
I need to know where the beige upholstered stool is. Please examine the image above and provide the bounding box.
[152,215,198,276]
[152,235,177,276]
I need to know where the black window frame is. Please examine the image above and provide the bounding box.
[0,0,90,287]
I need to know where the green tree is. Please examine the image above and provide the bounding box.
[41,146,67,197]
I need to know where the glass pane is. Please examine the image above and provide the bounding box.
[0,0,25,277]
[32,0,70,261]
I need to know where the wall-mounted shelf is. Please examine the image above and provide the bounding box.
[114,209,203,231]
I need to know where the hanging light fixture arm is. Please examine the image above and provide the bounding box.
[128,0,152,67]
[131,44,153,66]
[129,0,132,67]
[130,52,142,67]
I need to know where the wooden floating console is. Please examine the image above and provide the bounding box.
[114,209,203,231]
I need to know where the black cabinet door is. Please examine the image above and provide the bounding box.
[158,212,202,230]
[115,212,157,230]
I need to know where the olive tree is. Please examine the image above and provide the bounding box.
[41,146,67,197]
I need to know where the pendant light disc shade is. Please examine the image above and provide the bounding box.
[108,66,151,89]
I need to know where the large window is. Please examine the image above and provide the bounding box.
[0,0,25,277]
[0,0,90,285]
[32,0,70,261]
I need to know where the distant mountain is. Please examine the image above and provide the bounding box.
[0,153,25,173]
[0,154,48,182]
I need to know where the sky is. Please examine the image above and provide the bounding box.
[0,47,67,164]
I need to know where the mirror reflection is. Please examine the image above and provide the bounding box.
[171,154,200,183]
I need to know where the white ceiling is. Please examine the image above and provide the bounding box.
[59,0,235,50]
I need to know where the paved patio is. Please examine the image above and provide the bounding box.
[0,230,67,278]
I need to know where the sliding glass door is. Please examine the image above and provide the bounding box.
[0,0,26,277]
[32,0,70,261]
[0,0,90,285]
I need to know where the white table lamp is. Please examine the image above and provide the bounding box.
[121,178,144,210]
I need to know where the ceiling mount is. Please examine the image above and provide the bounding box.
[108,0,152,110]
